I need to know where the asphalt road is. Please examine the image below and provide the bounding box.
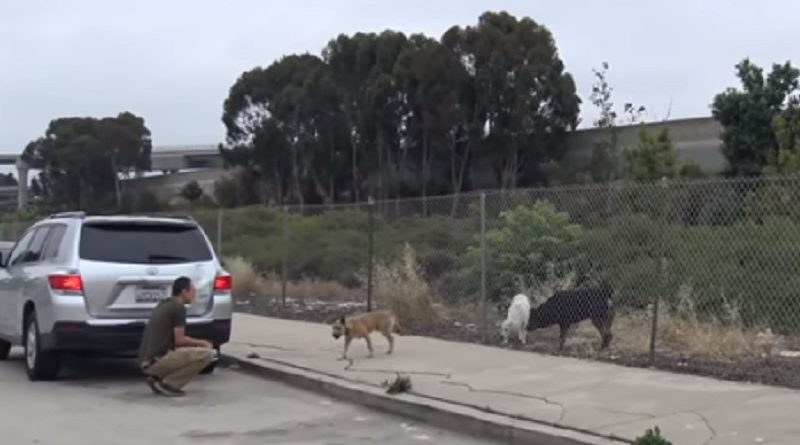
[0,348,499,445]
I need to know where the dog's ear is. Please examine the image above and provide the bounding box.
[338,316,346,324]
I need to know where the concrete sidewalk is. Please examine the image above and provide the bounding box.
[224,314,799,445]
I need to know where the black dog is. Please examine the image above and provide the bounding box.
[527,287,614,351]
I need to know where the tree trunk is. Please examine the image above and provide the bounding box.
[328,127,336,203]
[449,130,471,218]
[111,151,122,207]
[310,167,329,204]
[422,131,430,217]
[345,105,360,203]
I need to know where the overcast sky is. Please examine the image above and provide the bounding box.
[2,0,798,154]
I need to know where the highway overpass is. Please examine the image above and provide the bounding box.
[1,117,727,209]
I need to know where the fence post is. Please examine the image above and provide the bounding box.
[649,177,670,367]
[367,197,375,312]
[480,192,487,344]
[281,205,289,308]
[216,207,223,256]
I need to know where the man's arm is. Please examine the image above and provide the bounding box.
[171,302,213,349]
[173,326,213,349]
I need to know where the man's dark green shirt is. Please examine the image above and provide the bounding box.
[138,297,186,364]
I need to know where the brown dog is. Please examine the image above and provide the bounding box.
[332,310,400,359]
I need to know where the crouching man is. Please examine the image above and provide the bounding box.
[139,276,215,396]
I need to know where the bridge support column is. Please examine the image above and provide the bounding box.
[16,158,28,210]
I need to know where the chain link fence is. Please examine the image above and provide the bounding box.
[210,175,800,388]
[2,175,800,387]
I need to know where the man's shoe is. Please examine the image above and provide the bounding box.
[157,380,186,397]
[146,376,167,396]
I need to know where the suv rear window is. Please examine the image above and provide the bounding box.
[79,223,213,264]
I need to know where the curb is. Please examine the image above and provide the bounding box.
[222,353,629,445]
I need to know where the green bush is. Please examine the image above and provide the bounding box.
[633,426,672,445]
[474,200,583,303]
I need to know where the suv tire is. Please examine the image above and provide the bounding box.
[24,312,61,381]
[0,340,10,360]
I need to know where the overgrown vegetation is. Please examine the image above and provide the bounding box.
[195,176,800,356]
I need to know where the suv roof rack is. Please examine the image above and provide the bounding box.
[49,211,86,219]
[49,211,196,222]
[142,212,195,221]
[92,212,196,221]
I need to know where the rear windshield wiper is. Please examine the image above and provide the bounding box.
[147,254,190,263]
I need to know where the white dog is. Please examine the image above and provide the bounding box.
[499,293,531,345]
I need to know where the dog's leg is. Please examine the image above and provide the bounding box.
[383,331,394,354]
[558,324,572,352]
[518,326,527,345]
[591,315,613,350]
[341,336,352,360]
[364,335,374,358]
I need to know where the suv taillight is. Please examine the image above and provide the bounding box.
[48,274,83,293]
[213,274,232,292]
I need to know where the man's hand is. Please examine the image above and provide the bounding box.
[173,326,214,349]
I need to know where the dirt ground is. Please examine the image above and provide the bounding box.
[235,297,800,390]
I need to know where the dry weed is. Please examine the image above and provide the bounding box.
[608,284,777,360]
[258,272,355,301]
[362,243,440,325]
[223,256,356,301]
[540,283,779,360]
[222,256,263,299]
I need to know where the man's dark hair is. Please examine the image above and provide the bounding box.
[172,276,193,296]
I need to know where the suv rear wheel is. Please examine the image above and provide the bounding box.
[0,340,10,360]
[24,312,61,381]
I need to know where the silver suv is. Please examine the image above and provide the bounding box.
[0,212,233,381]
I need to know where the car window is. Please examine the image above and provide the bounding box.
[22,227,51,264]
[79,222,213,264]
[42,225,67,260]
[7,229,36,267]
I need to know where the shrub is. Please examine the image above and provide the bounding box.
[180,180,204,202]
[214,172,256,208]
[382,375,412,394]
[476,200,583,303]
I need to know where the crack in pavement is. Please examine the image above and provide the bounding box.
[440,380,567,424]
[594,408,718,445]
[687,411,718,445]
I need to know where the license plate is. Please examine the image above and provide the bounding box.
[135,287,166,303]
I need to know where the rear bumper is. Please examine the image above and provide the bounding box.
[40,319,231,353]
